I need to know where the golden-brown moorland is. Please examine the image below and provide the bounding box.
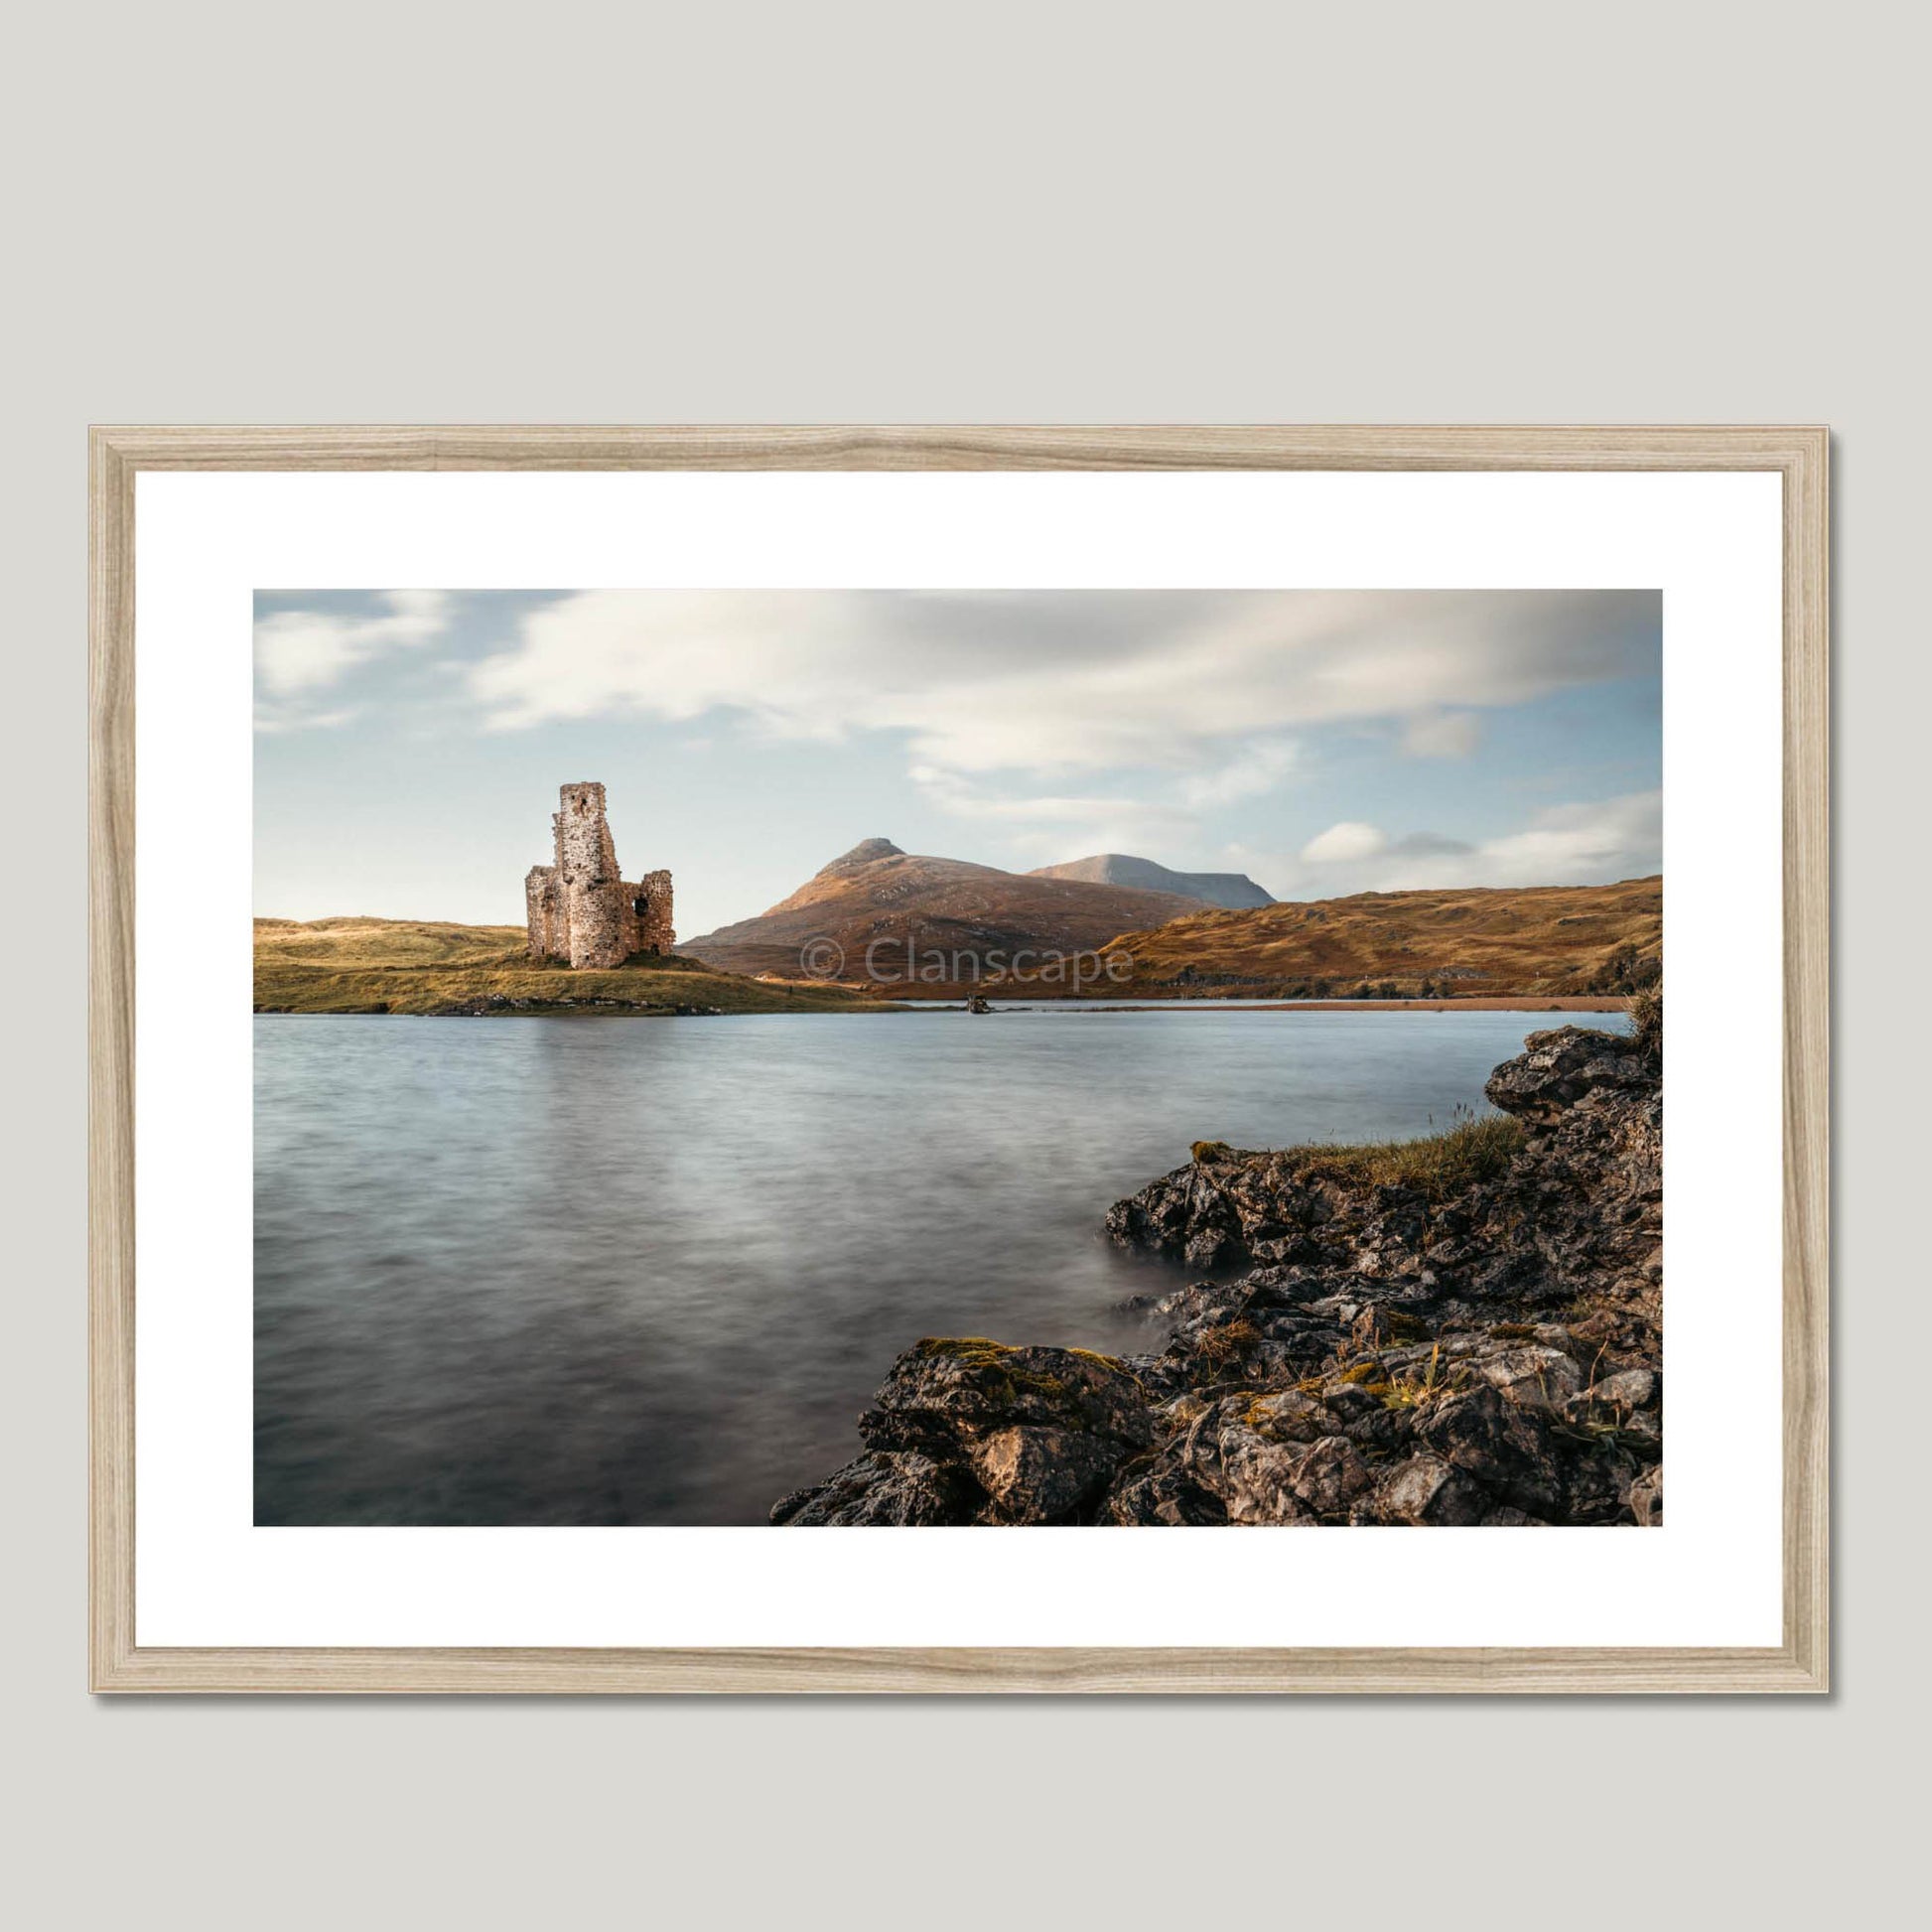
[253,917,884,1015]
[1096,876,1661,1000]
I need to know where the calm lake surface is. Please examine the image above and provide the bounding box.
[254,1007,1627,1525]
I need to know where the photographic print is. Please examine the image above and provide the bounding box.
[253,586,1664,1533]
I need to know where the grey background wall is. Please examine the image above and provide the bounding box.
[5,2,1913,1922]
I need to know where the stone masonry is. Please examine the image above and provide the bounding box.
[524,782,674,968]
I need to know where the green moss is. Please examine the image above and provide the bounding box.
[1190,1140,1236,1165]
[1066,1347,1125,1372]
[1067,1347,1151,1399]
[913,1336,1013,1365]
[1235,1393,1316,1439]
[912,1336,1077,1405]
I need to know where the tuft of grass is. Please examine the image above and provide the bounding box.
[1282,1106,1526,1202]
[1191,1319,1260,1369]
[1379,1342,1467,1411]
[1628,982,1662,1048]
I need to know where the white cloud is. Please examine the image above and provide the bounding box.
[253,705,361,736]
[467,590,1656,783]
[1435,788,1662,890]
[1178,738,1298,808]
[910,766,1196,860]
[1262,790,1661,900]
[254,591,453,730]
[1303,821,1388,864]
[1403,710,1481,759]
[913,738,1299,864]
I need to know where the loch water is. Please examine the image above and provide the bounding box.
[254,1006,1626,1525]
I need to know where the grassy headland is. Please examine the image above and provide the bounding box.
[1096,875,1661,1001]
[253,917,890,1016]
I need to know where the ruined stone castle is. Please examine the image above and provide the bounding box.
[524,782,674,969]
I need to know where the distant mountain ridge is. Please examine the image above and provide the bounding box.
[684,844,1660,999]
[681,839,1205,982]
[1028,852,1274,909]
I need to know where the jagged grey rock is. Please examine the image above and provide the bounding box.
[774,1020,1663,1528]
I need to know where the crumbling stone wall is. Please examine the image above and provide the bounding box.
[524,865,565,959]
[631,869,674,956]
[523,782,675,968]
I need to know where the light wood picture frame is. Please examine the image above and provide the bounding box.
[89,425,1829,1694]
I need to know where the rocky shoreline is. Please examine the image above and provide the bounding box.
[771,999,1662,1527]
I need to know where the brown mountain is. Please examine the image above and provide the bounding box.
[1097,876,1662,998]
[680,839,1204,986]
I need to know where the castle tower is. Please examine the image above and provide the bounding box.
[523,782,673,968]
[553,781,626,968]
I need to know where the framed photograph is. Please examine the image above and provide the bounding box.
[90,425,1827,1693]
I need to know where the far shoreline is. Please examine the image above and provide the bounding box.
[885,994,1630,1014]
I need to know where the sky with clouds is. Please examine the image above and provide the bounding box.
[254,588,1661,937]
